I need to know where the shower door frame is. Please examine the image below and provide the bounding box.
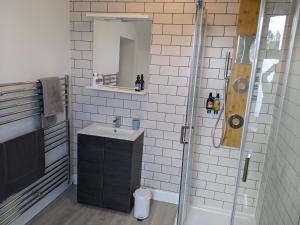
[177,1,206,224]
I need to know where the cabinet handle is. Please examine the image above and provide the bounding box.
[242,154,251,182]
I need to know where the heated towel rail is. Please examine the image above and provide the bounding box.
[0,75,71,225]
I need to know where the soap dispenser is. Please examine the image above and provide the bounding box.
[98,73,104,86]
[92,72,99,87]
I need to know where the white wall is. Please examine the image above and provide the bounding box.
[0,0,70,84]
[0,1,70,224]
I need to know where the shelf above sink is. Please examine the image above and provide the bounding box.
[86,86,147,95]
[86,13,152,21]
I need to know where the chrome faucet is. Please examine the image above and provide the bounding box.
[113,116,122,128]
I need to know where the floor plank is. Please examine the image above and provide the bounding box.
[26,187,177,225]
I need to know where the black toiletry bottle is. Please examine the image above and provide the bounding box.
[213,93,220,114]
[140,74,145,90]
[135,75,141,92]
[206,92,214,113]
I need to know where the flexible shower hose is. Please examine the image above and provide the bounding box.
[212,105,227,148]
[212,51,231,148]
[212,77,229,148]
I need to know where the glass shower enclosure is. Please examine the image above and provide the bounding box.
[177,0,300,224]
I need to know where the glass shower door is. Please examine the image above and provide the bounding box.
[177,2,206,225]
[231,0,300,224]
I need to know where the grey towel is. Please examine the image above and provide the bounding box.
[40,77,63,127]
[40,77,63,117]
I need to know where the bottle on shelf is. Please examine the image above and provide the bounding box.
[206,92,214,114]
[213,93,221,114]
[98,73,104,86]
[135,75,141,92]
[140,74,145,91]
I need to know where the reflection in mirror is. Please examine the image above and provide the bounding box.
[92,16,152,91]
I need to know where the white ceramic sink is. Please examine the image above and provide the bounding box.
[77,123,144,141]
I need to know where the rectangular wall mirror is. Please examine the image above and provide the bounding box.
[89,13,152,93]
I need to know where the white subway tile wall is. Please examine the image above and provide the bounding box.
[70,0,196,196]
[70,0,277,214]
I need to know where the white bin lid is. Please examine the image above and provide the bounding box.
[134,188,151,200]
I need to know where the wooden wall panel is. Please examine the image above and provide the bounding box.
[223,0,260,148]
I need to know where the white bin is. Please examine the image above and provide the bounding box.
[133,188,151,221]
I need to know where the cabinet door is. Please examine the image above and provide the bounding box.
[103,139,132,212]
[77,134,104,206]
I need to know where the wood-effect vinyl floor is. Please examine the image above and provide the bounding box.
[26,187,177,225]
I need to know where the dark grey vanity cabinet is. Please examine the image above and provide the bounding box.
[77,133,144,212]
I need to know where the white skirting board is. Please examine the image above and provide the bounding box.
[11,182,69,225]
[148,189,179,205]
[72,175,179,205]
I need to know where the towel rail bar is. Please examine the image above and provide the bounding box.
[1,175,68,225]
[0,168,68,217]
[0,154,68,211]
[0,84,65,93]
[0,98,64,113]
[0,165,68,216]
[0,88,38,96]
[45,130,66,141]
[0,91,66,106]
[0,75,71,225]
[0,100,41,111]
[44,120,67,131]
[0,107,41,118]
[0,94,41,103]
[44,125,66,136]
[0,155,68,209]
[45,127,66,137]
[45,139,68,153]
[45,135,67,147]
[0,104,68,126]
[0,88,65,99]
[45,155,68,170]
[0,77,65,88]
[0,113,41,126]
[5,177,68,225]
[0,85,68,128]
